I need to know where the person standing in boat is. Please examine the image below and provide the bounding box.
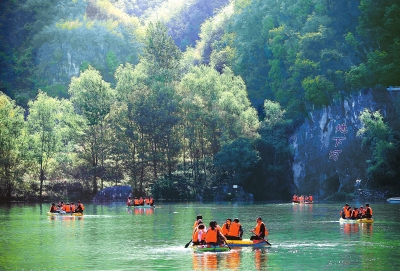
[226,218,243,240]
[75,200,84,213]
[205,221,226,246]
[221,219,231,236]
[49,203,58,213]
[250,217,268,241]
[365,203,373,218]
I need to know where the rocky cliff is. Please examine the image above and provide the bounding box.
[290,88,393,198]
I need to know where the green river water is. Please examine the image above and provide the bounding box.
[1,201,399,271]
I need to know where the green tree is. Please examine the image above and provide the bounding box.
[214,138,260,187]
[27,91,75,200]
[357,109,397,187]
[69,66,116,195]
[0,92,26,201]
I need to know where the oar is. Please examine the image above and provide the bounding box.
[184,239,192,248]
[224,239,232,250]
[261,238,271,246]
[251,230,271,246]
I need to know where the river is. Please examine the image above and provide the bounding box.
[1,201,399,270]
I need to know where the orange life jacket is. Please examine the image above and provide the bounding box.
[345,208,351,218]
[50,205,57,212]
[309,196,313,201]
[205,228,218,243]
[221,223,230,235]
[229,222,241,237]
[254,222,268,236]
[366,207,373,216]
[193,228,206,242]
[134,199,139,205]
[352,210,358,219]
[70,204,76,212]
[64,204,71,213]
[145,198,150,205]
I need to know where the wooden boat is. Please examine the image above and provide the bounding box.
[192,244,230,252]
[339,217,374,223]
[226,239,271,247]
[387,197,400,203]
[46,212,83,217]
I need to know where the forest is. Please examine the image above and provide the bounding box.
[0,0,399,202]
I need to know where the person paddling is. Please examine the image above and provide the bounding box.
[250,217,268,242]
[75,200,84,213]
[205,221,227,246]
[49,203,58,213]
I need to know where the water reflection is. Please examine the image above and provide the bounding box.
[126,207,154,215]
[293,203,313,212]
[340,222,373,236]
[254,248,268,270]
[191,249,242,270]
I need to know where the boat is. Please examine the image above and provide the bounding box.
[192,244,230,252]
[46,212,83,217]
[226,239,271,247]
[387,197,400,203]
[339,217,374,223]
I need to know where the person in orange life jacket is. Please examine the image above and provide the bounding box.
[221,219,231,236]
[205,221,226,245]
[64,203,71,213]
[50,203,58,213]
[193,215,203,230]
[344,206,352,219]
[358,206,365,218]
[351,207,359,219]
[75,201,84,213]
[70,202,76,213]
[365,203,373,218]
[309,195,313,202]
[126,197,132,206]
[226,218,243,240]
[149,197,154,206]
[133,197,140,206]
[144,197,150,205]
[138,197,144,206]
[340,204,349,219]
[250,217,268,240]
[192,223,207,245]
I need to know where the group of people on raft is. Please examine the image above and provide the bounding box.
[340,203,373,219]
[49,201,84,213]
[292,194,313,203]
[191,215,268,246]
[126,196,154,207]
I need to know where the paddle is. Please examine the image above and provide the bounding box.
[251,230,271,246]
[223,239,232,250]
[184,239,192,248]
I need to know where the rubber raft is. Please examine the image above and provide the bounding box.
[193,244,230,252]
[46,212,83,217]
[339,217,374,223]
[226,239,271,247]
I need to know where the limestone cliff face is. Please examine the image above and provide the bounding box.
[290,89,389,197]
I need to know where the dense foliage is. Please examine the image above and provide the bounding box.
[0,0,399,202]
